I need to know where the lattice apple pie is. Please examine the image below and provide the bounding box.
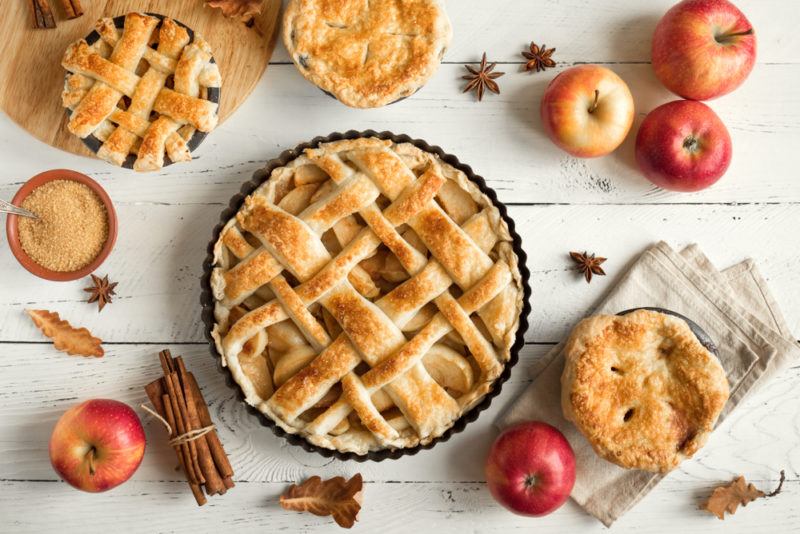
[210,137,524,454]
[61,12,221,171]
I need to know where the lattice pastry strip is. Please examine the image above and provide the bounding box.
[61,12,221,171]
[211,139,523,454]
[230,192,460,437]
[219,150,506,444]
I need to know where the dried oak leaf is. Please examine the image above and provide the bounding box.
[280,474,363,528]
[701,471,785,520]
[26,309,103,358]
[205,0,263,23]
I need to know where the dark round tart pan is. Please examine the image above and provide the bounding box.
[67,13,220,170]
[201,130,532,461]
[617,307,718,355]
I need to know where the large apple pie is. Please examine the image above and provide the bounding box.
[209,137,524,455]
[561,309,729,473]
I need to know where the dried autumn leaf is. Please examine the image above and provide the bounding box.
[26,309,103,357]
[205,0,263,23]
[280,474,363,529]
[701,471,785,520]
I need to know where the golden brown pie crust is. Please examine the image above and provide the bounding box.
[61,13,221,171]
[283,0,452,108]
[561,310,729,473]
[210,137,523,454]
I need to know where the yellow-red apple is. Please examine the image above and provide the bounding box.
[635,100,732,192]
[652,0,756,101]
[485,421,576,517]
[540,65,634,158]
[49,399,146,492]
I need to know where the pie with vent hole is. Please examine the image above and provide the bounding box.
[561,309,729,473]
[283,0,452,108]
[61,12,221,172]
[210,137,524,454]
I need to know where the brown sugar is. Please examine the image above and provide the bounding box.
[18,180,109,272]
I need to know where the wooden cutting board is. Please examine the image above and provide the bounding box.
[0,0,281,158]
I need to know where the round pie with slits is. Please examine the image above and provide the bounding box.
[561,309,729,473]
[210,137,524,455]
[283,0,452,108]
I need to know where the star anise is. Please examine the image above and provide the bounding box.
[83,274,118,312]
[462,53,504,101]
[569,251,607,283]
[522,42,556,72]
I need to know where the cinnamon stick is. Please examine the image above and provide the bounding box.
[175,358,225,496]
[30,0,56,28]
[145,349,234,505]
[162,392,207,506]
[159,352,203,485]
[167,371,205,485]
[145,378,206,504]
[186,370,234,480]
[58,0,83,19]
[144,380,164,416]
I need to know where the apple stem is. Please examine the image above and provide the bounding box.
[86,447,96,476]
[588,89,600,113]
[716,28,754,43]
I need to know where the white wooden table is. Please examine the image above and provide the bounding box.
[1,1,798,532]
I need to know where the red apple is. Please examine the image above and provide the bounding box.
[652,0,756,101]
[485,421,576,517]
[540,65,635,158]
[49,399,146,492]
[635,100,732,192]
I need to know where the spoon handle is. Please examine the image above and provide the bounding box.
[0,198,38,219]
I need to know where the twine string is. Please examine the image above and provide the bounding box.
[140,403,215,447]
[169,425,216,447]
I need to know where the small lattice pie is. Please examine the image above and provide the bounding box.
[61,12,221,171]
[561,310,729,473]
[283,0,452,108]
[210,137,523,454]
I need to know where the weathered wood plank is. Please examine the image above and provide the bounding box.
[1,477,797,532]
[2,62,799,205]
[0,344,796,487]
[268,0,800,65]
[0,203,796,343]
[1,2,798,532]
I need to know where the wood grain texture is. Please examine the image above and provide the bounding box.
[4,478,798,533]
[268,0,800,65]
[0,0,280,158]
[0,202,796,344]
[2,61,798,205]
[1,1,799,532]
[0,343,796,532]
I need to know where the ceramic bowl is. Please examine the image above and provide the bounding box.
[6,169,118,281]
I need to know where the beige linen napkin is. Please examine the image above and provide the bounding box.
[497,241,800,526]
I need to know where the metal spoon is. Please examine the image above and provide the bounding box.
[0,198,38,219]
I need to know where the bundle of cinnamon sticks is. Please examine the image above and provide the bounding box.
[29,0,83,29]
[145,350,234,506]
